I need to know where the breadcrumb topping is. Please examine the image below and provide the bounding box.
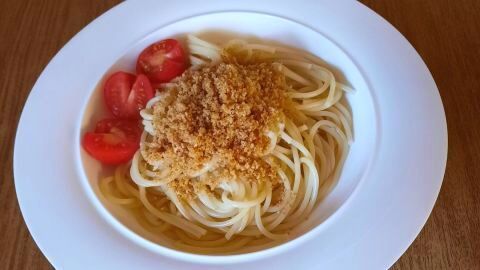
[144,62,286,200]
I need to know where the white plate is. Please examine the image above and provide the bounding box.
[14,1,447,269]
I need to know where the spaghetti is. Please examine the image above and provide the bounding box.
[99,35,353,254]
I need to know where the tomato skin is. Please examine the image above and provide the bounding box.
[82,118,142,165]
[104,72,154,119]
[136,39,187,84]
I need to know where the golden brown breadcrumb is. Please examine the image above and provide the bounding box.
[144,62,286,200]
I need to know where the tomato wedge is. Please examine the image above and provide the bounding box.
[82,118,142,165]
[104,72,154,119]
[136,39,187,84]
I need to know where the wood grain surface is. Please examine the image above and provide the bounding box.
[1,1,478,269]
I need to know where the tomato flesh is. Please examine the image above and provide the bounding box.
[82,118,142,165]
[128,74,154,113]
[104,72,154,119]
[136,39,187,84]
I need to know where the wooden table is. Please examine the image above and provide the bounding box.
[1,1,478,269]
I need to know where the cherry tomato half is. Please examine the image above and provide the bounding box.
[104,72,154,119]
[136,39,187,84]
[82,118,142,165]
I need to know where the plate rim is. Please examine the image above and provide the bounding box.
[14,1,447,269]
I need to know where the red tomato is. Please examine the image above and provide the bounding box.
[136,39,187,84]
[82,118,142,165]
[104,72,154,119]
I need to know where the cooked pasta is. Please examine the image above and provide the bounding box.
[99,35,353,254]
